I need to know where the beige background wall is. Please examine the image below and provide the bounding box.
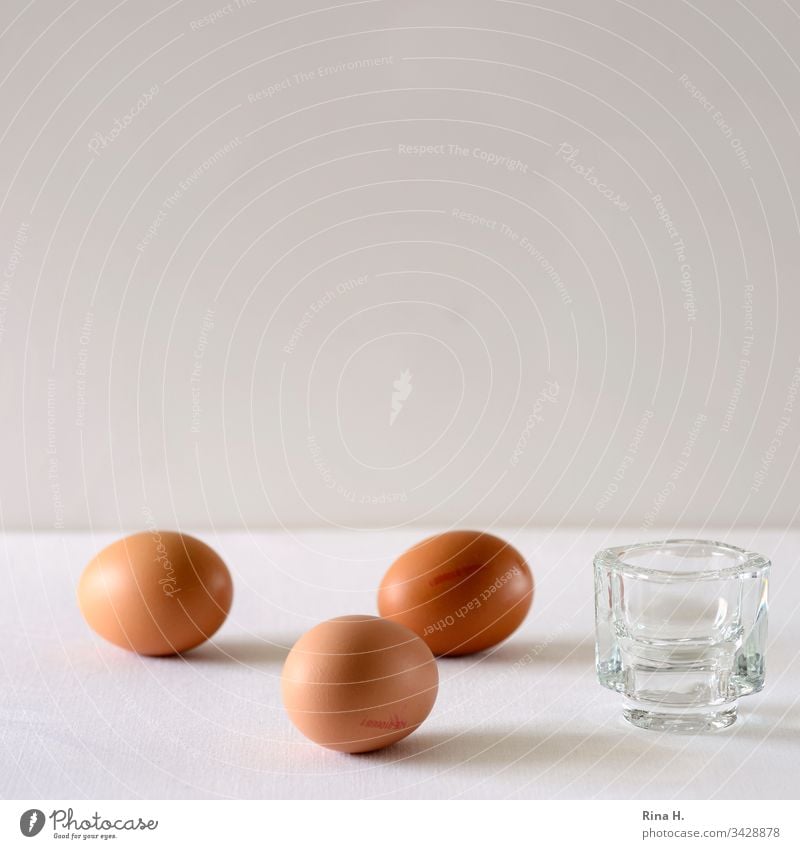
[1,0,799,530]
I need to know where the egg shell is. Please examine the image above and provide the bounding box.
[78,531,233,656]
[281,615,438,753]
[378,530,534,656]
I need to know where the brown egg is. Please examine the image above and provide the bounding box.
[281,615,438,753]
[78,531,233,656]
[378,530,534,656]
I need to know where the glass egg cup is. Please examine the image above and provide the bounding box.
[594,539,769,733]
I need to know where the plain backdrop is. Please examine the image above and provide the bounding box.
[1,0,800,531]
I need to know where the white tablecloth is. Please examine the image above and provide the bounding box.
[1,529,797,800]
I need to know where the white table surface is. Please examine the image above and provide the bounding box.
[1,529,798,800]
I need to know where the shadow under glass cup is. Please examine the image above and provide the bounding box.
[594,539,769,732]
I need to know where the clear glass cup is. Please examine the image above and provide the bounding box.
[594,539,769,732]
